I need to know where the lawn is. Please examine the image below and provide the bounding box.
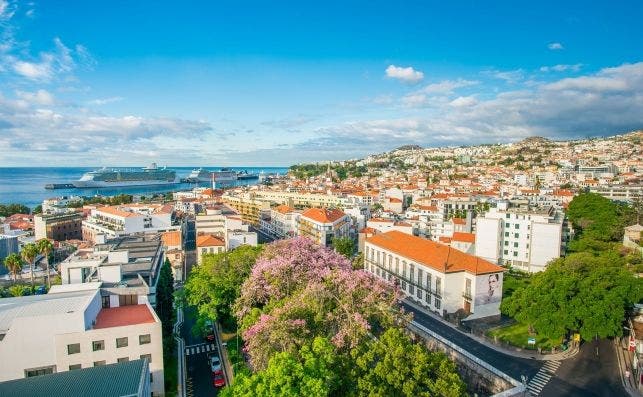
[486,322,562,351]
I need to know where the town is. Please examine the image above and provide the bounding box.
[0,131,640,396]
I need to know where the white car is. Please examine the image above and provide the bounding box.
[209,355,222,374]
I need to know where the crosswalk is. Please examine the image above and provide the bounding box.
[527,360,561,396]
[185,343,216,356]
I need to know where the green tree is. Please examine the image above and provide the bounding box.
[0,203,30,217]
[566,193,634,244]
[3,253,23,283]
[332,237,355,259]
[8,284,31,297]
[350,328,467,397]
[36,239,54,289]
[156,259,175,356]
[32,205,43,214]
[184,245,262,329]
[21,243,39,290]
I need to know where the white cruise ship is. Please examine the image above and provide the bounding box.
[186,168,213,182]
[72,163,177,188]
[212,168,238,183]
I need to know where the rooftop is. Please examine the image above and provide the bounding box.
[301,207,346,224]
[366,231,504,275]
[0,359,148,397]
[94,304,157,329]
[196,234,225,247]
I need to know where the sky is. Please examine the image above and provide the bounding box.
[0,0,641,167]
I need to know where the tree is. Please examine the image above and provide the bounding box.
[156,259,175,356]
[32,205,43,214]
[0,203,30,217]
[21,243,39,290]
[3,253,23,283]
[332,237,354,259]
[184,245,263,330]
[566,193,634,244]
[350,328,467,397]
[8,284,31,297]
[36,239,54,289]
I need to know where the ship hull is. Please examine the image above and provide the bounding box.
[72,179,178,188]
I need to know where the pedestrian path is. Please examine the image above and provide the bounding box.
[185,343,216,356]
[527,360,561,396]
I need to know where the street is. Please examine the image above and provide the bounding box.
[181,306,221,397]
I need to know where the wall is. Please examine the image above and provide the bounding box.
[530,222,562,270]
[474,218,502,264]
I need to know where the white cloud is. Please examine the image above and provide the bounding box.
[421,79,478,94]
[87,96,124,106]
[449,96,478,107]
[548,42,564,50]
[15,89,55,105]
[385,65,424,84]
[485,69,524,83]
[12,59,53,80]
[0,0,14,20]
[540,63,582,73]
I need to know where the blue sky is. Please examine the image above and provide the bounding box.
[0,0,642,166]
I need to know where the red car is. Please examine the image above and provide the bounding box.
[213,373,226,388]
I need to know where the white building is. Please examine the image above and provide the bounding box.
[297,208,351,247]
[82,204,177,242]
[365,231,505,320]
[0,284,164,395]
[475,201,566,273]
[259,205,300,239]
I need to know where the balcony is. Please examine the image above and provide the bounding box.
[462,291,472,300]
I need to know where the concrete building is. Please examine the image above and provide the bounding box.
[474,201,566,273]
[226,230,258,250]
[252,190,347,208]
[365,231,505,320]
[34,212,83,241]
[161,231,184,281]
[0,233,19,262]
[589,184,641,203]
[297,208,350,247]
[82,204,176,243]
[196,234,225,265]
[0,286,164,395]
[259,205,300,239]
[221,193,271,226]
[59,235,165,305]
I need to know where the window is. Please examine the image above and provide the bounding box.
[425,292,431,305]
[150,373,153,383]
[117,357,129,363]
[140,354,152,363]
[426,274,431,289]
[417,288,422,299]
[69,364,81,370]
[409,265,415,283]
[25,366,54,377]
[139,334,151,345]
[505,214,510,219]
[417,269,423,287]
[514,242,518,247]
[67,343,80,355]
[513,252,518,257]
[515,224,519,229]
[116,337,128,348]
[92,340,105,351]
[119,294,137,306]
[504,241,509,246]
[402,261,407,277]
[504,250,508,255]
[409,284,415,294]
[465,279,472,297]
[102,295,110,308]
[436,277,441,296]
[504,232,509,237]
[435,299,441,310]
[514,233,519,238]
[505,222,510,228]
[94,361,106,367]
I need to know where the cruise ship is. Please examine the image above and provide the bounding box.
[72,163,177,188]
[212,168,238,183]
[186,168,213,183]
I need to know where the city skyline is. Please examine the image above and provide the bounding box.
[0,0,642,166]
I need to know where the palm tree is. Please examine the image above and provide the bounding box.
[37,239,54,289]
[21,243,39,290]
[3,253,23,283]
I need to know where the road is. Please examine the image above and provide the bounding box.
[181,306,221,397]
[541,338,627,397]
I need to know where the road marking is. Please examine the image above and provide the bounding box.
[185,343,216,356]
[527,361,561,396]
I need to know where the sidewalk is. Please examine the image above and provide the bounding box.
[614,338,642,397]
[403,299,578,361]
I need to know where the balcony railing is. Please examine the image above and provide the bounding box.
[365,259,442,299]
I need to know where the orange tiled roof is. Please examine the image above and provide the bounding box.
[162,231,182,247]
[452,232,475,243]
[196,234,225,247]
[368,218,393,223]
[94,304,156,329]
[366,231,503,275]
[97,206,138,218]
[360,227,378,235]
[274,204,295,214]
[388,197,403,203]
[452,217,466,225]
[301,208,346,224]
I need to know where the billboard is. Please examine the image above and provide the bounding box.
[474,272,503,307]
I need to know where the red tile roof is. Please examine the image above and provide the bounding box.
[197,234,225,247]
[366,231,504,275]
[162,231,182,247]
[301,208,346,224]
[452,232,475,243]
[94,304,156,329]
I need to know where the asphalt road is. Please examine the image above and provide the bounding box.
[402,301,543,382]
[542,338,627,397]
[182,306,221,397]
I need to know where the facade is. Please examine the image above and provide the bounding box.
[365,231,505,320]
[0,287,164,395]
[34,212,83,241]
[297,208,350,247]
[221,193,271,226]
[161,231,184,281]
[252,190,347,208]
[474,201,566,273]
[196,234,225,265]
[589,184,641,203]
[0,234,19,262]
[259,205,300,239]
[226,230,258,250]
[82,204,176,242]
[195,208,229,237]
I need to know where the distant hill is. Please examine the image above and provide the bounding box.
[395,144,423,151]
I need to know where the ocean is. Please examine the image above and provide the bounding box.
[0,167,289,209]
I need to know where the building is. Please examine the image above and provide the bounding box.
[195,207,231,237]
[0,359,151,397]
[196,234,225,265]
[474,201,566,273]
[34,212,83,241]
[59,235,165,305]
[161,231,184,281]
[365,231,505,320]
[297,208,350,247]
[221,193,271,226]
[252,190,347,208]
[0,233,19,262]
[0,286,164,395]
[82,204,176,242]
[589,185,641,203]
[226,230,258,250]
[259,205,300,239]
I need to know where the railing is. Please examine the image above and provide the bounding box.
[365,259,442,299]
[463,291,472,300]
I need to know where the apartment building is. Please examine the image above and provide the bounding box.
[221,193,271,226]
[196,234,225,265]
[589,184,641,203]
[82,204,176,242]
[253,190,347,208]
[161,231,184,281]
[59,235,165,305]
[34,212,83,241]
[195,207,228,237]
[259,205,300,239]
[297,208,350,247]
[0,285,164,395]
[367,218,413,235]
[0,233,19,262]
[475,201,565,273]
[365,231,505,320]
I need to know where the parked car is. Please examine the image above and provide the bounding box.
[209,354,222,374]
[213,373,226,388]
[204,320,215,342]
